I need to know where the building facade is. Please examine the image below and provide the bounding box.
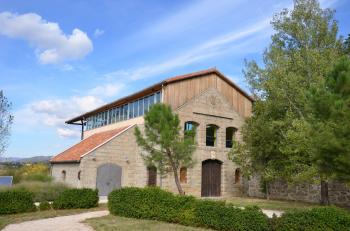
[51,68,253,197]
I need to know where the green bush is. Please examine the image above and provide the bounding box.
[2,181,69,202]
[52,188,98,209]
[195,200,270,231]
[273,206,350,231]
[39,201,52,211]
[0,189,36,214]
[108,187,270,231]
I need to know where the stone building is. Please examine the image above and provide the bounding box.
[51,68,253,197]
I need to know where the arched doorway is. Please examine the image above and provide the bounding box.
[201,159,222,197]
[96,163,122,196]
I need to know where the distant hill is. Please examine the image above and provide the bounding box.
[0,156,52,164]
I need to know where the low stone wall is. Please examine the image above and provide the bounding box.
[245,176,350,207]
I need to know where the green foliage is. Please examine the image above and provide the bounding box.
[52,188,98,209]
[39,201,52,211]
[195,200,270,231]
[108,187,270,231]
[134,104,196,194]
[231,0,345,194]
[3,181,69,202]
[310,57,350,182]
[0,189,36,214]
[273,207,350,231]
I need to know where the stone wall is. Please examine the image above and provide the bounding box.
[245,175,350,206]
[51,163,80,187]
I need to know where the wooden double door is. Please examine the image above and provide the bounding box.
[201,159,222,197]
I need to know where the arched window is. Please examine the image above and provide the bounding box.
[180,167,187,183]
[61,170,66,181]
[206,124,218,146]
[226,127,237,148]
[235,168,241,184]
[184,121,198,141]
[147,166,157,186]
[78,170,81,180]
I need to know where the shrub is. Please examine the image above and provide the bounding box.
[0,189,36,214]
[195,200,270,231]
[39,201,52,211]
[2,181,69,202]
[52,188,98,209]
[109,187,197,225]
[108,187,270,231]
[273,206,350,231]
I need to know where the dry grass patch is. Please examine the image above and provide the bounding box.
[85,215,211,231]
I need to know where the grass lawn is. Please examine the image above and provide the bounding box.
[225,196,322,211]
[0,203,107,230]
[85,215,210,231]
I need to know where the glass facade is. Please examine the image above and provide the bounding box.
[85,91,162,131]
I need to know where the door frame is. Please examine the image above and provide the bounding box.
[201,159,222,197]
[96,163,122,196]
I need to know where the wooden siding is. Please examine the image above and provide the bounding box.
[163,73,252,118]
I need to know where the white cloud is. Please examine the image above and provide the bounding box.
[94,28,104,38]
[89,83,125,98]
[57,128,80,138]
[14,78,125,139]
[0,11,93,64]
[15,95,104,138]
[107,19,270,80]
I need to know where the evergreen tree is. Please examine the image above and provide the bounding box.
[134,104,196,195]
[309,57,350,204]
[230,0,343,203]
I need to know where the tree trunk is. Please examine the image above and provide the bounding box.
[166,150,184,195]
[266,182,270,200]
[320,180,330,205]
[173,166,184,195]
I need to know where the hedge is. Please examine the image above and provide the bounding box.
[272,206,350,231]
[52,188,98,209]
[0,189,36,214]
[108,187,270,231]
[39,201,52,211]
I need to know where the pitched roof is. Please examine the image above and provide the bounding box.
[66,68,253,124]
[50,125,133,163]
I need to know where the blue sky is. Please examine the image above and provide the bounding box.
[0,0,349,158]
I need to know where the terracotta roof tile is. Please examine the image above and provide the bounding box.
[50,125,132,163]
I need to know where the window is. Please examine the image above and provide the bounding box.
[84,91,161,130]
[78,170,81,180]
[139,99,144,116]
[144,96,149,112]
[226,127,237,148]
[149,94,155,108]
[184,121,198,141]
[180,167,187,183]
[156,92,162,103]
[235,168,241,184]
[61,170,66,181]
[147,166,157,186]
[206,124,218,146]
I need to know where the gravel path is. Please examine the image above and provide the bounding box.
[2,210,109,231]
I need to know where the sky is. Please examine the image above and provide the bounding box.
[0,0,349,158]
